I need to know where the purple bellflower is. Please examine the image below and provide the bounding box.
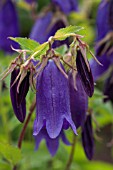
[30,0,78,47]
[90,0,113,81]
[33,60,77,139]
[68,71,88,129]
[90,0,113,103]
[82,114,94,160]
[30,12,68,47]
[0,0,19,53]
[51,0,78,15]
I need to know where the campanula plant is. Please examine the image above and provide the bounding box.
[1,25,99,163]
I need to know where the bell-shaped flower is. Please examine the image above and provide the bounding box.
[82,114,94,160]
[51,0,78,14]
[10,69,29,122]
[68,71,88,128]
[0,0,19,53]
[91,0,113,81]
[34,119,70,156]
[30,12,68,48]
[33,60,77,139]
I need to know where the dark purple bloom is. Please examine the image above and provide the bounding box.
[0,0,19,53]
[51,0,78,14]
[30,12,53,44]
[91,0,113,81]
[96,0,111,41]
[10,69,26,123]
[34,119,70,156]
[82,114,94,160]
[30,12,68,47]
[76,49,94,97]
[33,60,77,139]
[68,72,88,128]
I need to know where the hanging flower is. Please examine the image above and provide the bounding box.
[30,0,78,47]
[82,114,94,160]
[68,71,88,129]
[33,59,77,139]
[10,68,30,123]
[91,0,113,81]
[0,0,19,53]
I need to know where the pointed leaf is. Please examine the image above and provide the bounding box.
[54,25,84,40]
[9,37,39,52]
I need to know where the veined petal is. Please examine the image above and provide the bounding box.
[69,72,88,128]
[34,120,70,156]
[82,115,94,160]
[35,60,77,138]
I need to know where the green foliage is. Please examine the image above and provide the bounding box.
[9,37,39,52]
[0,142,21,166]
[54,25,84,40]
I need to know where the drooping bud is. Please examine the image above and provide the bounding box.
[10,69,27,123]
[82,114,94,160]
[68,71,88,128]
[76,49,94,97]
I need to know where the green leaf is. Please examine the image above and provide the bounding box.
[0,142,22,165]
[54,45,68,56]
[32,42,49,59]
[54,25,84,41]
[9,37,39,52]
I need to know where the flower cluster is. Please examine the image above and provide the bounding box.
[1,28,96,159]
[91,0,113,103]
[0,0,96,160]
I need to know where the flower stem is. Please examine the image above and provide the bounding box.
[64,134,76,170]
[13,98,36,170]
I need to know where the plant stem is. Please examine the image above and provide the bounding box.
[13,98,36,170]
[64,134,76,170]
